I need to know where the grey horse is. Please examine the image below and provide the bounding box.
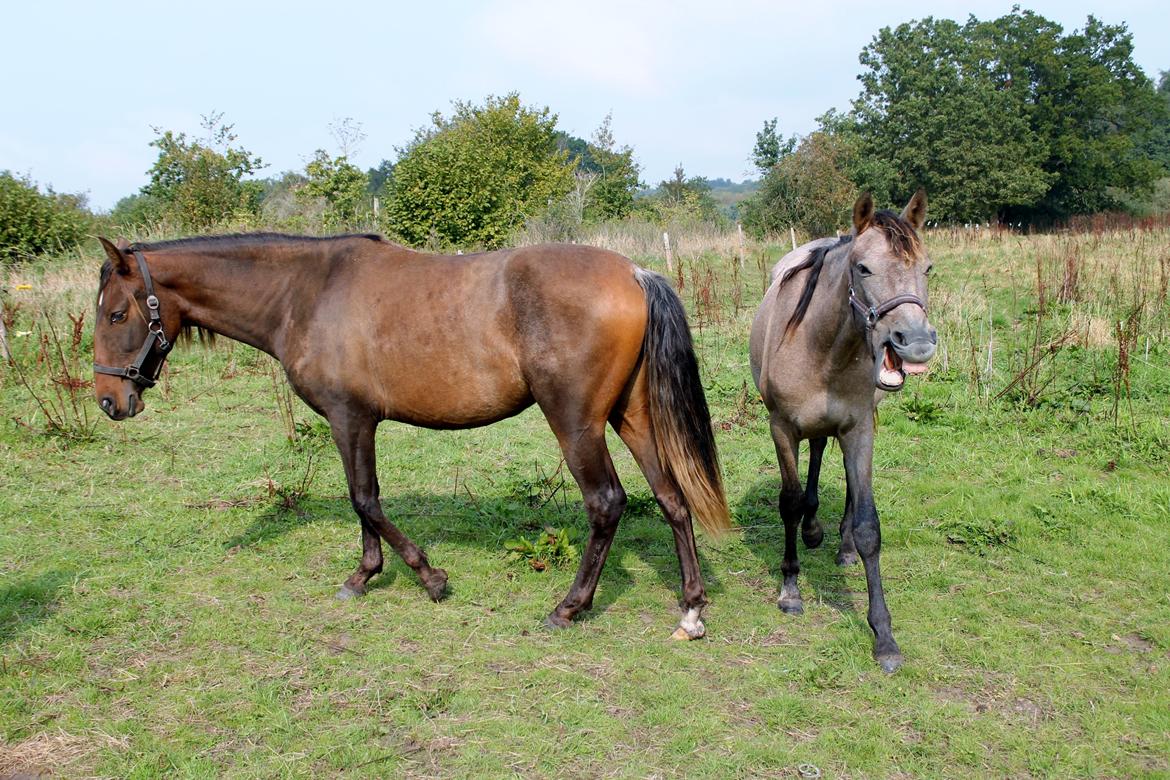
[749,191,937,673]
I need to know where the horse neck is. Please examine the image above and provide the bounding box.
[151,244,324,358]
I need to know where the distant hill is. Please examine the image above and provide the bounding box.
[705,178,759,219]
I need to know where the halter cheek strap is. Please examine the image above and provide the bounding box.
[93,250,173,389]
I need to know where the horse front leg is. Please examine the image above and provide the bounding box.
[770,417,805,615]
[839,420,901,673]
[330,410,448,601]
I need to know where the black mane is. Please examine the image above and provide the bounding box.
[128,232,386,253]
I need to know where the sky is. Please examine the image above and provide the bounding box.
[2,0,1166,211]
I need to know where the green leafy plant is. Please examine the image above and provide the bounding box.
[504,526,578,572]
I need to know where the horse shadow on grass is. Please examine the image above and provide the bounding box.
[736,477,862,615]
[0,570,74,646]
[221,487,724,625]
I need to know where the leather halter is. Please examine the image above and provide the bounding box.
[93,250,173,389]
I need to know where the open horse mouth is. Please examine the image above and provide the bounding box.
[878,344,928,390]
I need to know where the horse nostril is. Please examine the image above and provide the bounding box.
[929,329,938,344]
[100,397,113,413]
[893,330,907,346]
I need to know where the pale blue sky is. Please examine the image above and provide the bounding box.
[2,0,1165,210]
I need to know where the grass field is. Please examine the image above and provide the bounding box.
[2,225,1169,778]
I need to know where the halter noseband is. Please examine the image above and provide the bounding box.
[848,285,927,330]
[93,250,173,389]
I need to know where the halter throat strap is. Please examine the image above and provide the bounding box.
[93,250,173,388]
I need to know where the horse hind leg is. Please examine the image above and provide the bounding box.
[544,423,627,629]
[802,437,827,549]
[612,400,709,640]
[771,417,806,615]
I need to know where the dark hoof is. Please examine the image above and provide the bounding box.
[778,598,804,615]
[836,550,860,567]
[543,612,573,630]
[876,653,903,674]
[335,583,365,601]
[424,568,448,601]
[802,521,824,549]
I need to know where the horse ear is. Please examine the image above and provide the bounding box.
[98,236,131,274]
[852,192,875,234]
[901,188,927,231]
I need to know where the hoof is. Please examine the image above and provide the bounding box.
[335,583,365,601]
[836,550,860,567]
[424,568,448,601]
[543,612,572,630]
[671,607,706,640]
[876,653,904,674]
[802,521,824,549]
[778,598,804,615]
[670,625,705,641]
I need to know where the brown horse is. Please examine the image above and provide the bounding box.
[749,191,937,672]
[92,234,730,639]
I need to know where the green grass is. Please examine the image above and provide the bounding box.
[2,228,1169,777]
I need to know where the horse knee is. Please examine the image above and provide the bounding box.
[779,489,803,524]
[852,508,882,556]
[585,484,626,530]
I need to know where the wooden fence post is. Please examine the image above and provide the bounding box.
[789,226,797,252]
[663,232,673,274]
[736,223,746,270]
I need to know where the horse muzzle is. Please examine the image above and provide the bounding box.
[877,325,938,391]
[98,390,144,421]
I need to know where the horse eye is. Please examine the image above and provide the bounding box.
[110,311,126,324]
[924,265,934,276]
[857,264,873,277]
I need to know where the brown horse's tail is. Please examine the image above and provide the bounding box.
[634,268,732,535]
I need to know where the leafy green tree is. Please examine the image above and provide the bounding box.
[637,166,725,225]
[298,150,369,229]
[0,171,92,261]
[849,11,1167,223]
[366,160,394,196]
[582,114,641,221]
[852,16,1052,222]
[141,113,265,230]
[751,118,797,175]
[741,131,857,237]
[385,93,575,248]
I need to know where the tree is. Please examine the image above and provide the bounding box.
[385,93,575,248]
[751,118,797,175]
[299,150,369,230]
[0,172,92,261]
[582,114,641,221]
[741,131,857,237]
[141,113,265,229]
[366,160,395,196]
[852,16,1052,222]
[848,11,1167,223]
[637,165,725,225]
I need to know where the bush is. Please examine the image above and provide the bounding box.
[0,172,92,262]
[385,93,575,249]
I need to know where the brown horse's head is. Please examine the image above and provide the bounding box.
[848,190,937,391]
[93,237,176,420]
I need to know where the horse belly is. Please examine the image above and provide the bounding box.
[369,337,532,429]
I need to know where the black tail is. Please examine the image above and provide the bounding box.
[634,268,731,535]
